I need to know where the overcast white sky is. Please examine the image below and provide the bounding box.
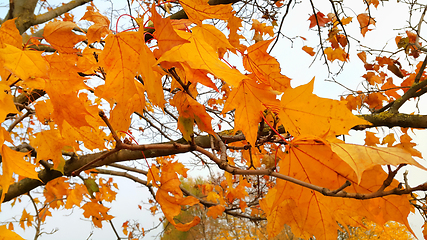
[1,0,427,239]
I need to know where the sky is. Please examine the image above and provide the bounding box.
[1,0,427,239]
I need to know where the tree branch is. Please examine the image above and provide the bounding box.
[389,75,427,113]
[194,145,427,200]
[33,0,93,26]
[354,112,427,130]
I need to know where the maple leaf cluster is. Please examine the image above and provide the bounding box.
[0,0,427,239]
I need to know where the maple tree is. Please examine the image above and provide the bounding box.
[2,0,427,239]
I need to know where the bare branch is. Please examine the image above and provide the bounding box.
[33,0,93,26]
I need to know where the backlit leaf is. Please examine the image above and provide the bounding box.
[179,0,233,25]
[357,13,376,37]
[261,136,414,240]
[157,29,247,87]
[0,225,24,240]
[222,78,279,147]
[43,21,86,53]
[279,78,370,138]
[0,19,22,48]
[0,83,18,121]
[308,12,331,28]
[207,205,225,219]
[0,44,48,80]
[302,46,315,56]
[243,39,291,91]
[0,144,39,205]
[331,142,427,183]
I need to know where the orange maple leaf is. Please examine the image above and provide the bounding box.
[170,91,214,140]
[279,78,369,138]
[324,47,348,62]
[150,7,190,56]
[179,0,233,25]
[394,131,422,158]
[192,24,235,58]
[227,15,245,51]
[243,39,291,91]
[0,225,24,239]
[0,44,48,80]
[340,17,353,25]
[156,161,200,231]
[331,141,427,183]
[82,200,114,228]
[156,29,246,87]
[43,21,86,53]
[206,205,225,219]
[382,78,401,99]
[19,209,33,230]
[139,42,166,108]
[251,19,274,42]
[364,92,387,109]
[98,31,147,130]
[357,13,376,37]
[43,177,70,209]
[65,183,87,209]
[222,78,279,147]
[308,12,331,28]
[364,131,380,146]
[0,83,18,121]
[261,136,415,240]
[30,129,66,170]
[0,144,39,206]
[302,46,315,56]
[363,72,383,85]
[80,6,111,44]
[0,19,22,48]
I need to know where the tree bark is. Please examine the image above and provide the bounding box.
[355,112,427,130]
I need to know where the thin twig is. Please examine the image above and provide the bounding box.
[268,0,292,54]
[99,110,121,144]
[7,110,33,132]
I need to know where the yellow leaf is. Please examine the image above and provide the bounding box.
[98,32,147,130]
[0,83,18,121]
[340,17,353,25]
[0,19,22,48]
[365,131,380,146]
[82,201,114,228]
[279,78,370,138]
[302,46,316,56]
[157,29,247,87]
[207,205,225,219]
[80,6,111,44]
[207,191,220,203]
[0,144,39,205]
[19,209,33,230]
[30,129,66,170]
[43,21,86,53]
[139,43,166,108]
[324,47,348,62]
[156,160,200,231]
[0,225,24,240]
[331,142,427,183]
[179,0,233,25]
[357,13,376,37]
[192,25,234,58]
[0,44,48,80]
[243,39,291,91]
[150,7,190,56]
[170,91,214,141]
[222,78,279,147]
[394,132,422,158]
[261,136,414,240]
